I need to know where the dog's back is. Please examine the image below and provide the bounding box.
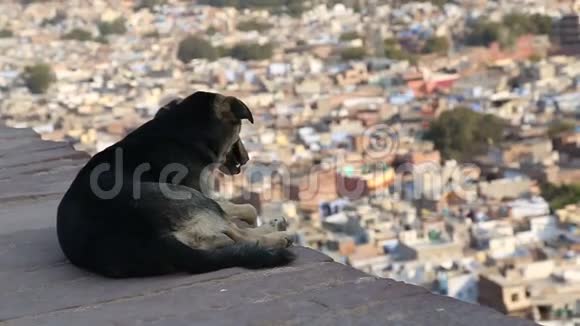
[57,144,175,277]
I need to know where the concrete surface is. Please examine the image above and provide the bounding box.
[0,125,536,326]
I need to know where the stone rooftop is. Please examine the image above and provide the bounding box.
[0,125,536,325]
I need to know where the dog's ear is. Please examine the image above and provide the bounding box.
[155,107,169,119]
[216,96,254,124]
[227,96,254,124]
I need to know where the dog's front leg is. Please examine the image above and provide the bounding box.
[215,200,258,226]
[223,223,294,248]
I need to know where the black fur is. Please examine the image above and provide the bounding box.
[57,91,294,278]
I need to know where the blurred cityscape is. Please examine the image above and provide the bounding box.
[4,0,580,324]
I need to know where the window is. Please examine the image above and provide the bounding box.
[538,305,551,320]
[511,293,519,302]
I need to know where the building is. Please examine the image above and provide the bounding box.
[552,14,580,56]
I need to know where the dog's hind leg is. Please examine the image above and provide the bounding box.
[215,200,258,226]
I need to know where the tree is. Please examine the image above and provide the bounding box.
[98,18,127,36]
[286,1,307,16]
[541,183,580,210]
[339,31,360,42]
[502,13,553,36]
[548,120,576,138]
[144,30,160,38]
[177,36,218,62]
[418,0,449,7]
[94,35,109,44]
[135,0,166,11]
[206,26,218,35]
[423,36,450,55]
[384,38,417,63]
[467,14,554,49]
[0,29,13,38]
[197,0,310,16]
[340,46,366,60]
[424,107,505,160]
[531,14,553,35]
[22,63,56,94]
[229,43,273,61]
[467,21,509,47]
[216,45,231,58]
[19,0,43,4]
[237,20,273,32]
[62,28,93,41]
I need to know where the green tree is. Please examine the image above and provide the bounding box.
[467,14,553,49]
[22,63,56,94]
[20,0,43,4]
[237,20,273,32]
[62,28,93,41]
[198,0,241,7]
[418,0,449,7]
[229,43,273,61]
[340,46,366,60]
[135,0,166,10]
[144,30,160,38]
[423,36,450,54]
[94,35,109,44]
[424,107,505,160]
[531,14,553,35]
[198,0,309,16]
[502,13,553,36]
[384,38,417,63]
[548,120,576,138]
[0,29,13,38]
[541,183,580,210]
[216,45,231,58]
[286,1,307,16]
[177,36,218,62]
[340,31,360,42]
[206,26,218,35]
[98,18,127,36]
[467,21,507,47]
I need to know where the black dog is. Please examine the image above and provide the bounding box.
[57,91,295,278]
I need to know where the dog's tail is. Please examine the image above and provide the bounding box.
[161,236,296,274]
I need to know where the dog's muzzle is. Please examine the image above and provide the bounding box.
[219,140,249,175]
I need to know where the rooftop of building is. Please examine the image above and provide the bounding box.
[0,124,535,325]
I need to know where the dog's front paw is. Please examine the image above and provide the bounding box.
[263,231,296,248]
[280,231,296,248]
[269,217,288,231]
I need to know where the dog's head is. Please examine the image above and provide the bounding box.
[155,91,253,175]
